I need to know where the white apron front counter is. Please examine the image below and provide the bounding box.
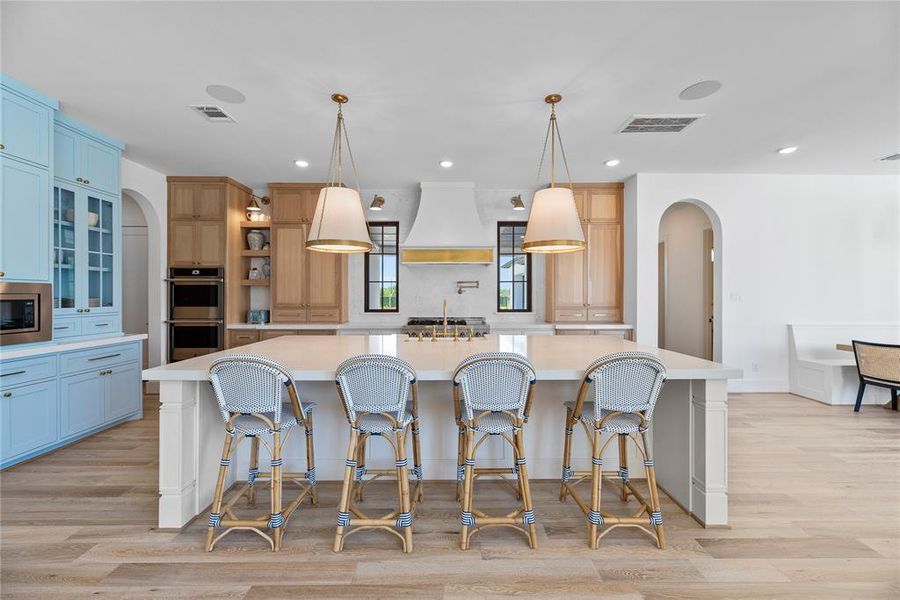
[143,334,741,530]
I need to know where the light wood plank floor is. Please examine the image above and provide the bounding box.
[1,393,898,599]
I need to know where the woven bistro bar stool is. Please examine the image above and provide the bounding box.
[333,354,423,553]
[454,352,538,550]
[559,352,667,549]
[206,355,317,552]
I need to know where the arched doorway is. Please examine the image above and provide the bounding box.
[658,200,723,361]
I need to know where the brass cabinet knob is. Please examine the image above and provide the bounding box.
[0,143,5,150]
[2,391,11,398]
[77,308,84,313]
[76,177,84,183]
[84,179,90,184]
[85,308,91,313]
[0,271,5,277]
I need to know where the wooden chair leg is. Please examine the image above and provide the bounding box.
[514,429,537,549]
[270,429,283,552]
[618,434,629,501]
[247,435,260,505]
[354,434,367,502]
[333,428,359,553]
[395,429,413,553]
[206,430,235,552]
[460,427,476,550]
[304,411,317,505]
[588,426,603,549]
[891,388,898,411]
[411,419,424,502]
[854,381,867,413]
[641,431,666,550]
[455,425,465,502]
[560,407,575,501]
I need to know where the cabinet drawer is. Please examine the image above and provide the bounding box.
[308,308,340,323]
[82,314,120,335]
[52,316,83,339]
[60,342,139,375]
[272,309,305,322]
[259,330,297,341]
[1,380,58,461]
[554,309,587,322]
[297,330,336,336]
[0,355,57,387]
[228,330,260,348]
[588,308,621,323]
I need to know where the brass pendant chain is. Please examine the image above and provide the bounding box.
[534,96,573,190]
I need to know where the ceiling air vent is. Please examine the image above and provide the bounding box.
[189,104,235,123]
[618,114,703,133]
[879,152,900,161]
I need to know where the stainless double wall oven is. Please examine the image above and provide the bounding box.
[167,268,224,362]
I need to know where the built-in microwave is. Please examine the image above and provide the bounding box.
[0,282,52,346]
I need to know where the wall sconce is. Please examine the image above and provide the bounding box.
[246,194,270,220]
[456,280,479,295]
[369,194,385,211]
[510,194,526,211]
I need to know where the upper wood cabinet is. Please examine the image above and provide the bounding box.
[546,183,623,324]
[167,177,250,267]
[270,183,319,223]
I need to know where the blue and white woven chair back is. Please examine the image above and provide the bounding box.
[209,354,299,424]
[585,352,667,423]
[454,352,536,421]
[335,354,416,423]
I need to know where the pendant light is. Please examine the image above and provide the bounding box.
[306,93,373,253]
[522,94,585,254]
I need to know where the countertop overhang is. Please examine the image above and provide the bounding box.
[143,334,742,382]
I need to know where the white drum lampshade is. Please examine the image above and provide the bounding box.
[522,187,585,253]
[306,186,373,253]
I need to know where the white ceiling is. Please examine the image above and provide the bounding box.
[3,1,898,190]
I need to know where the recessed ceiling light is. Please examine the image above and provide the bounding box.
[604,159,621,167]
[439,160,454,168]
[679,80,722,101]
[294,159,309,168]
[777,146,798,155]
[205,84,246,104]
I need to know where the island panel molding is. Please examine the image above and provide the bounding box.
[144,333,741,529]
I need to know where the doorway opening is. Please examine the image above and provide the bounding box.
[122,192,149,369]
[658,201,720,361]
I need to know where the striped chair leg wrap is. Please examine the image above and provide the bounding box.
[457,464,465,482]
[587,510,604,525]
[395,512,413,528]
[464,458,475,467]
[355,466,366,481]
[268,512,285,529]
[270,458,283,468]
[592,457,604,466]
[460,511,476,526]
[305,427,313,436]
[247,467,259,485]
[411,465,423,480]
[644,459,654,467]
[565,427,573,436]
[514,457,526,474]
[208,512,221,528]
[305,467,316,485]
[219,458,230,467]
[395,458,408,468]
[337,511,351,526]
[345,459,357,468]
[522,510,536,525]
[649,511,663,526]
[562,466,573,483]
[619,467,629,481]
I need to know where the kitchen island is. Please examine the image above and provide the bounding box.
[143,334,741,529]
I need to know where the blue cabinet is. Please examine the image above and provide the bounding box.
[1,78,55,167]
[1,157,50,281]
[53,115,121,196]
[0,340,143,469]
[1,380,58,459]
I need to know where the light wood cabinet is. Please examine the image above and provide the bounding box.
[259,330,298,341]
[546,183,623,324]
[269,184,348,324]
[167,178,248,268]
[227,330,259,348]
[168,182,226,220]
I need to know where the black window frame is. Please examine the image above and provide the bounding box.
[364,221,400,313]
[497,221,532,313]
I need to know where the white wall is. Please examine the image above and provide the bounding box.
[120,157,167,369]
[658,202,712,359]
[121,193,149,367]
[627,173,900,392]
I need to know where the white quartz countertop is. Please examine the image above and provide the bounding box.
[1,333,148,360]
[144,334,741,382]
[229,322,567,332]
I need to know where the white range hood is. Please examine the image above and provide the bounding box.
[401,182,494,265]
